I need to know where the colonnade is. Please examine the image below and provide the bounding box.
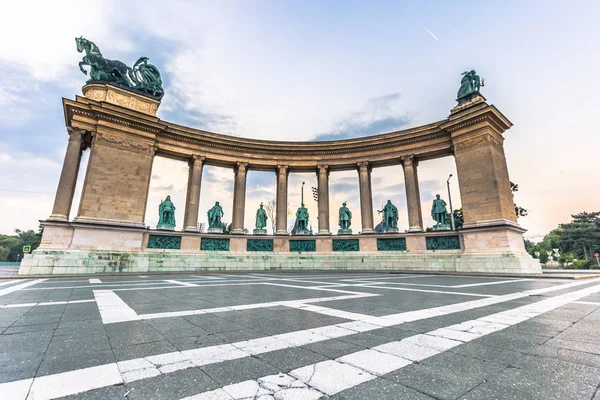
[49,135,429,235]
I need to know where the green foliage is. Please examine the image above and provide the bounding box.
[524,239,535,252]
[537,251,549,264]
[0,227,43,262]
[555,211,600,262]
[453,208,464,230]
[565,259,592,270]
[0,246,9,262]
[510,181,528,218]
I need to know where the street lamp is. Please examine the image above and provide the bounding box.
[301,182,305,204]
[447,174,456,231]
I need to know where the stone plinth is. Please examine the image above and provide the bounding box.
[82,83,160,116]
[384,227,399,233]
[207,227,224,234]
[253,228,267,235]
[338,229,352,235]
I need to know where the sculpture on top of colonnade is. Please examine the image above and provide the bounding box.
[207,202,225,233]
[75,37,164,99]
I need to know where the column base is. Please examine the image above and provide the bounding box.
[318,230,331,235]
[361,228,374,234]
[407,226,423,233]
[276,230,288,235]
[231,229,246,235]
[184,226,199,232]
[48,214,68,222]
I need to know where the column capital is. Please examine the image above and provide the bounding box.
[188,154,205,167]
[400,154,418,168]
[357,161,371,172]
[66,126,86,142]
[235,161,249,173]
[316,164,329,176]
[277,164,289,176]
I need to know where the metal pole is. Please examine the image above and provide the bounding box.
[447,174,456,231]
[301,182,305,205]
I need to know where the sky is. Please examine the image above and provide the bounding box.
[1,0,599,240]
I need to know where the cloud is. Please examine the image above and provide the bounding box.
[313,93,410,141]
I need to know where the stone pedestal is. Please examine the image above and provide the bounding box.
[338,229,352,235]
[82,83,160,116]
[156,224,175,231]
[294,230,310,236]
[384,227,399,233]
[253,228,267,235]
[432,224,451,231]
[207,227,224,234]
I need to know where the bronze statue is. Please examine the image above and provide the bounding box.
[338,202,352,234]
[378,200,399,232]
[431,194,451,231]
[157,195,176,230]
[295,203,310,234]
[457,70,483,100]
[254,203,268,235]
[75,37,164,99]
[207,202,224,232]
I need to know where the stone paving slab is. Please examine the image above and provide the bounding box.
[0,273,599,399]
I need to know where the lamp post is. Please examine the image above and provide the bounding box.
[447,174,456,231]
[301,182,305,204]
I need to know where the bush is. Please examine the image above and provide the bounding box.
[566,260,591,269]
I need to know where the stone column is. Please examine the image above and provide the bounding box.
[401,155,424,232]
[357,162,374,234]
[184,155,205,232]
[231,162,248,234]
[317,164,330,235]
[48,127,85,222]
[276,165,289,235]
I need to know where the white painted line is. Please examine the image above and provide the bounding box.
[138,276,148,278]
[574,301,600,306]
[93,290,139,324]
[3,378,33,400]
[106,293,378,324]
[190,275,225,280]
[164,280,198,287]
[3,279,598,400]
[0,299,95,309]
[0,279,45,297]
[88,278,102,284]
[27,364,122,400]
[451,278,533,288]
[182,281,600,399]
[0,280,22,287]
[356,284,496,297]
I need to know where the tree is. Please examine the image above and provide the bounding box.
[0,246,9,262]
[0,226,43,262]
[264,200,277,234]
[510,181,528,218]
[556,212,600,262]
[524,239,535,252]
[453,208,464,230]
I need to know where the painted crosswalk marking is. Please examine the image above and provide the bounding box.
[2,278,598,400]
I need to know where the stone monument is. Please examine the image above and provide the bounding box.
[157,195,176,231]
[431,194,451,231]
[254,203,268,235]
[295,203,310,235]
[207,202,224,233]
[338,201,352,235]
[378,200,399,233]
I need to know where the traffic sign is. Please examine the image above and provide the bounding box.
[22,245,31,253]
[595,253,599,258]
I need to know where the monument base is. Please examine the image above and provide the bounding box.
[432,224,452,231]
[295,229,311,235]
[207,227,224,234]
[384,227,399,233]
[338,229,353,235]
[156,224,175,231]
[253,228,267,235]
[19,221,541,276]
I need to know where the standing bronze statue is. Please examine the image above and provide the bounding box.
[207,202,225,233]
[338,202,353,235]
[431,194,451,231]
[157,195,176,230]
[457,70,483,100]
[378,200,399,233]
[254,203,268,235]
[295,203,310,235]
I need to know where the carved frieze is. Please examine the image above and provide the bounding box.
[332,239,359,252]
[453,133,503,152]
[289,240,316,252]
[201,238,230,251]
[426,235,461,250]
[148,235,181,249]
[247,239,274,252]
[377,238,407,251]
[95,131,155,155]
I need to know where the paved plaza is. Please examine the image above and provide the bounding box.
[1,273,600,399]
